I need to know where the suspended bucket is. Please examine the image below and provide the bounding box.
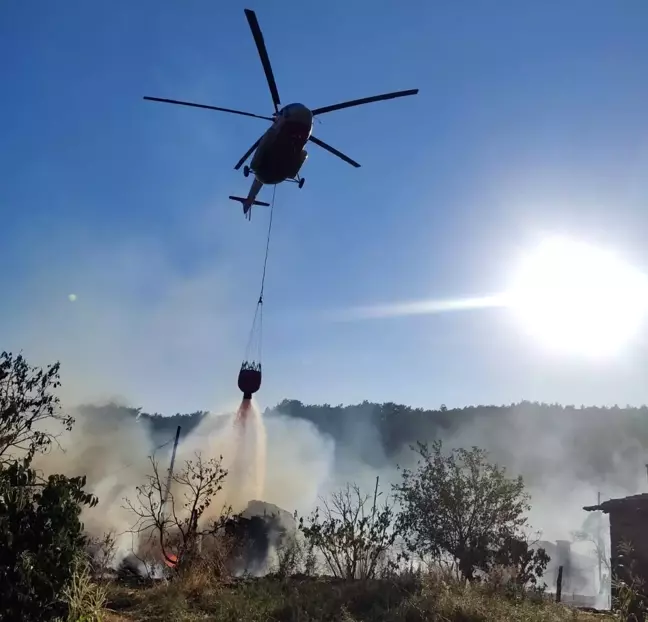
[238,361,262,400]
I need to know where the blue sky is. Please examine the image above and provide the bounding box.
[1,0,647,414]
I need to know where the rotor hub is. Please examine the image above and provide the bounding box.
[278,103,313,127]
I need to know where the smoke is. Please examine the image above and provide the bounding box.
[264,399,645,599]
[430,402,644,602]
[231,400,267,506]
[437,403,647,541]
[30,402,154,563]
[23,395,335,572]
[273,400,647,542]
[261,411,335,515]
[178,398,270,518]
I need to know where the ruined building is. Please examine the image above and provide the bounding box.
[584,493,648,601]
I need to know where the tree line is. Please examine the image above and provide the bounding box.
[125,397,648,490]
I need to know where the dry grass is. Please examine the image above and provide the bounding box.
[98,570,616,622]
[60,556,108,622]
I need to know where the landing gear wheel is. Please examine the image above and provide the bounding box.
[298,178,305,189]
[243,166,250,178]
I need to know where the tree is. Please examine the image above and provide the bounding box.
[299,479,400,580]
[0,351,96,621]
[0,461,98,621]
[393,440,530,581]
[0,351,74,465]
[492,534,550,590]
[124,451,231,574]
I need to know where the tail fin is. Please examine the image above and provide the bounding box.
[228,196,270,207]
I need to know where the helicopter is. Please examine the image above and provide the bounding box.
[144,8,419,220]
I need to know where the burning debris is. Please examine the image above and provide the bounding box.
[99,500,296,581]
[226,500,297,576]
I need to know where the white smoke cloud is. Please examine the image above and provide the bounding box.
[438,403,647,541]
[262,411,336,515]
[23,398,337,566]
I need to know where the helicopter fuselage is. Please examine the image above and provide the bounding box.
[144,8,419,221]
[250,103,313,184]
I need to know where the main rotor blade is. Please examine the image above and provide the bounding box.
[234,136,263,170]
[309,135,360,168]
[311,89,419,116]
[244,9,281,113]
[143,96,273,121]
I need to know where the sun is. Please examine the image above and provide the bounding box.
[506,236,648,358]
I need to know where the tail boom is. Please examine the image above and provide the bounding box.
[230,177,266,220]
[228,196,270,208]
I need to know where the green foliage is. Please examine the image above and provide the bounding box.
[299,481,400,580]
[272,533,307,578]
[0,351,97,621]
[0,350,74,464]
[393,440,531,581]
[492,535,550,591]
[0,461,98,621]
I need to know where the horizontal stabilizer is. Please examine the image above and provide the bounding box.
[229,196,270,207]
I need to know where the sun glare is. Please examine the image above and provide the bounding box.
[507,236,648,358]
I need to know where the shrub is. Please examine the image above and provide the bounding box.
[0,461,98,621]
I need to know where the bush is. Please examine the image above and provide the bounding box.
[299,480,399,580]
[0,461,98,621]
[124,451,231,574]
[394,440,533,581]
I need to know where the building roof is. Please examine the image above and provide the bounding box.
[584,493,648,514]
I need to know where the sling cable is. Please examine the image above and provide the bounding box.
[237,185,276,404]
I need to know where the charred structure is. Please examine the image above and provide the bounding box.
[225,500,296,575]
[584,493,648,604]
[534,539,597,606]
[109,500,296,581]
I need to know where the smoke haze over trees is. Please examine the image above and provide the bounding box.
[130,399,648,490]
[112,397,648,545]
[7,371,642,578]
